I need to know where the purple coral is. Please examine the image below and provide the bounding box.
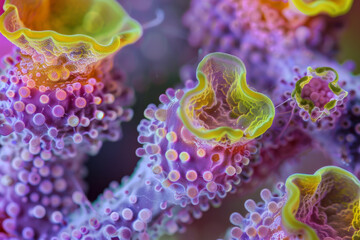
[0,14,135,237]
[0,48,134,239]
[53,53,265,239]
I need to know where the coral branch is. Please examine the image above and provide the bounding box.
[0,0,140,238]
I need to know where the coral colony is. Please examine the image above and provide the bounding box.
[0,0,358,239]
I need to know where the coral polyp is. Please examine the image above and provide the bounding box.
[179,53,275,144]
[291,0,354,17]
[292,66,348,121]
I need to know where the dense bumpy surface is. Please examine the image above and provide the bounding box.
[223,184,288,240]
[0,49,134,156]
[0,143,87,239]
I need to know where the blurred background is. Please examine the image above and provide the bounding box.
[0,0,359,239]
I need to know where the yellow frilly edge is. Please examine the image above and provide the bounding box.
[290,0,354,17]
[282,166,360,240]
[0,0,142,64]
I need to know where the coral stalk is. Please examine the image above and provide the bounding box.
[0,0,141,238]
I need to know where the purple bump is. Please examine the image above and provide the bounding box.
[139,208,152,223]
[28,172,41,186]
[119,227,132,239]
[5,202,20,217]
[25,103,36,114]
[52,105,65,118]
[32,205,46,219]
[0,123,13,136]
[22,227,35,239]
[14,120,25,132]
[48,127,58,138]
[122,208,133,221]
[39,180,53,195]
[33,113,46,126]
[105,224,116,235]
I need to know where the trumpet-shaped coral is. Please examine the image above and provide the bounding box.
[179,52,275,144]
[52,53,273,239]
[0,0,140,238]
[292,66,348,122]
[290,0,354,17]
[0,0,142,87]
[52,53,337,240]
[222,166,360,240]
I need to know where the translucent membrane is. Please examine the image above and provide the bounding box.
[291,0,354,17]
[0,0,142,73]
[282,166,360,240]
[178,52,275,144]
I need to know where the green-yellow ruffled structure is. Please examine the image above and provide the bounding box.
[290,0,354,17]
[178,52,275,144]
[0,0,142,84]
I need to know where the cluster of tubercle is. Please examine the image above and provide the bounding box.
[0,0,359,240]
